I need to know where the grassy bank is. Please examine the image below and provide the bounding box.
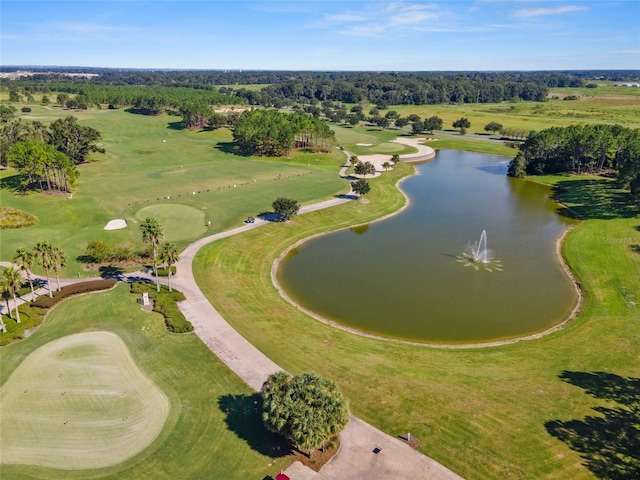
[0,284,291,479]
[192,163,640,479]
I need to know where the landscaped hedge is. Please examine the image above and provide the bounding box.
[31,279,117,308]
[156,266,177,277]
[130,282,192,333]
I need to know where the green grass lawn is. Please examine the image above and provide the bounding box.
[1,331,170,470]
[192,163,640,480]
[0,107,347,276]
[0,285,292,479]
[2,93,639,479]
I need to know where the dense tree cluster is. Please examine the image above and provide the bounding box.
[233,109,334,156]
[3,82,244,114]
[1,114,103,192]
[508,124,640,202]
[3,71,588,110]
[261,371,349,454]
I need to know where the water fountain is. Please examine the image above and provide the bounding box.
[471,230,489,263]
[456,230,503,271]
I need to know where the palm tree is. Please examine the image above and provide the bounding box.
[391,154,400,165]
[13,247,36,301]
[382,161,391,171]
[51,246,67,292]
[0,270,13,325]
[1,266,22,324]
[33,241,54,297]
[160,241,179,292]
[140,217,164,292]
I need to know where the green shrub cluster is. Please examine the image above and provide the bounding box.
[130,282,192,333]
[31,279,117,308]
[156,266,177,277]
[0,304,48,347]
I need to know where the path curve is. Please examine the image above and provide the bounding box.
[165,148,462,479]
[2,142,462,480]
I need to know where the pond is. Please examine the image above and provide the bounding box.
[276,150,580,344]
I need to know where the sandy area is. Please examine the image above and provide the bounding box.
[104,219,127,230]
[354,137,436,177]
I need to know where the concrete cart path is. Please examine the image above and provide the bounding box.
[3,143,462,479]
[168,206,463,479]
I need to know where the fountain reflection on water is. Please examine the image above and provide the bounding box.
[456,230,503,272]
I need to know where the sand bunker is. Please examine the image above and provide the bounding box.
[356,143,373,146]
[104,219,127,230]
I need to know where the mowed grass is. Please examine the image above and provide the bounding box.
[384,93,640,136]
[135,204,207,242]
[0,106,347,275]
[0,285,292,479]
[192,162,640,479]
[0,331,170,470]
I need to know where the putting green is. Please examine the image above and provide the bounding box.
[135,204,207,241]
[0,331,170,470]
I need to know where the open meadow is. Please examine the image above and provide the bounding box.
[1,89,639,479]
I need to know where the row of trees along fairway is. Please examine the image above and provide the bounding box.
[261,372,350,455]
[233,109,335,156]
[1,111,104,192]
[507,124,640,203]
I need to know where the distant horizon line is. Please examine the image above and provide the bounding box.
[2,65,640,74]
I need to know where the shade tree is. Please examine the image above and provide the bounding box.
[453,117,471,135]
[272,197,300,221]
[261,372,349,455]
[351,178,371,197]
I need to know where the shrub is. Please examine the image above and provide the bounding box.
[21,107,32,113]
[156,266,177,277]
[85,240,110,263]
[130,282,191,333]
[31,279,117,308]
[0,304,48,347]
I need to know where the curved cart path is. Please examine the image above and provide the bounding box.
[168,164,462,479]
[4,143,462,479]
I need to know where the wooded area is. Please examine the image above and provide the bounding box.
[508,124,640,202]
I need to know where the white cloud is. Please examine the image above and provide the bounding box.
[326,14,369,23]
[512,5,587,18]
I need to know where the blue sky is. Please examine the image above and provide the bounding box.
[1,1,639,70]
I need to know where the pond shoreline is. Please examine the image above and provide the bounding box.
[272,153,584,349]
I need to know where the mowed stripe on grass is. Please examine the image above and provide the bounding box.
[0,331,170,470]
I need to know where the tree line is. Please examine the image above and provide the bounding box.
[1,110,104,192]
[4,70,596,111]
[508,124,640,202]
[233,109,335,156]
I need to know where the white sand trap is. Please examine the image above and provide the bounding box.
[356,143,373,146]
[104,219,127,230]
